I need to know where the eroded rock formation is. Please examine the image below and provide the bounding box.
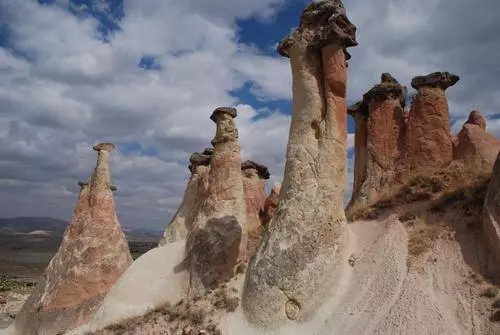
[484,152,500,266]
[11,143,132,335]
[346,74,407,213]
[241,160,270,257]
[454,110,500,173]
[158,149,212,246]
[405,72,459,172]
[185,107,248,294]
[243,0,357,329]
[259,182,281,226]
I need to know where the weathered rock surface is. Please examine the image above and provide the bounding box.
[185,107,248,294]
[346,73,406,214]
[10,143,132,335]
[405,72,459,173]
[454,111,500,173]
[259,183,281,226]
[241,161,270,258]
[484,152,500,266]
[243,0,356,329]
[159,150,211,246]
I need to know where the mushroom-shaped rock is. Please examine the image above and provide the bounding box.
[243,0,356,329]
[346,73,406,214]
[93,142,115,152]
[12,144,132,335]
[411,71,459,90]
[210,107,238,146]
[404,72,459,173]
[185,107,248,294]
[454,113,500,173]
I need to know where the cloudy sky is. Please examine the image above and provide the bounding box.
[1,0,499,231]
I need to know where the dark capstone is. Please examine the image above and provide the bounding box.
[189,152,212,172]
[210,107,237,123]
[202,147,214,156]
[411,72,460,90]
[241,160,271,180]
[185,216,242,289]
[93,142,115,152]
[77,181,88,188]
[278,0,357,58]
[347,101,369,118]
[363,73,407,107]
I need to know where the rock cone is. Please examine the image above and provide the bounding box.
[243,0,357,329]
[454,110,500,173]
[11,143,132,335]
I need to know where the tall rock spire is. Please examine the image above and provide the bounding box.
[346,73,407,214]
[405,72,459,172]
[184,107,248,295]
[11,143,132,335]
[243,0,357,329]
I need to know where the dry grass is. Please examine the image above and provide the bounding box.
[481,286,499,299]
[408,221,443,257]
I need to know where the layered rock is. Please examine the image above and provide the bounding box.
[158,149,212,246]
[484,152,500,265]
[405,72,459,172]
[241,161,270,257]
[259,182,281,226]
[243,0,357,329]
[454,111,500,173]
[346,73,407,213]
[11,143,132,335]
[184,107,248,294]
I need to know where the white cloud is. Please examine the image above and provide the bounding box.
[1,0,499,231]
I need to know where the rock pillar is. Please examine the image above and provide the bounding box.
[346,101,368,210]
[406,72,459,172]
[346,74,407,214]
[243,0,357,329]
[13,143,132,335]
[259,182,281,227]
[159,149,212,246]
[241,160,270,258]
[185,107,248,294]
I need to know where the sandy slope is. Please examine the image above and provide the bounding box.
[54,205,500,335]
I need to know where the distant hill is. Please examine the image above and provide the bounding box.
[0,217,161,242]
[0,217,68,234]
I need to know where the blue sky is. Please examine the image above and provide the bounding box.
[1,0,499,230]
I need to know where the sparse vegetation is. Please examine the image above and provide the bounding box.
[408,223,443,257]
[481,286,499,298]
[212,287,240,312]
[0,276,35,292]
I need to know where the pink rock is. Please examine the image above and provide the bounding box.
[454,112,500,173]
[405,72,459,172]
[13,143,132,334]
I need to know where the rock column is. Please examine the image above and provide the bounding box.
[185,107,248,294]
[159,149,212,246]
[243,0,357,329]
[405,72,459,172]
[241,160,270,258]
[13,143,132,335]
[346,101,368,210]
